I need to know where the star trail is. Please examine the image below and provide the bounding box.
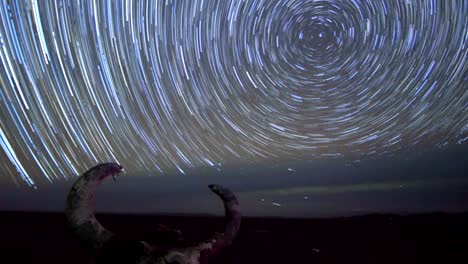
[0,0,466,188]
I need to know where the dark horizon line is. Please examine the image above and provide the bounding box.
[2,209,468,220]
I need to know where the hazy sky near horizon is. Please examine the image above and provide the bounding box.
[2,145,467,217]
[0,0,467,216]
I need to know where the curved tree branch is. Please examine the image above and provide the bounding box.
[66,164,241,264]
[65,163,123,249]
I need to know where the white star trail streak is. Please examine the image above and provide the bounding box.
[0,0,466,187]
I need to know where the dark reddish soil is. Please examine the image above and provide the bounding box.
[1,212,467,263]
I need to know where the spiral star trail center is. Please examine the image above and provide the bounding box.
[0,0,466,187]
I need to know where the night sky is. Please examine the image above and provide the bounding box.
[0,0,467,217]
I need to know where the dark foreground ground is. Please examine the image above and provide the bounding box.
[1,211,468,263]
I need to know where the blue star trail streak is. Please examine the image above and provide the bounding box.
[0,0,467,188]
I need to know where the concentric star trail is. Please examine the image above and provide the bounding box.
[0,0,466,187]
